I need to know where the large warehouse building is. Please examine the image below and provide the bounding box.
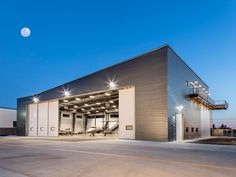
[17,45,228,141]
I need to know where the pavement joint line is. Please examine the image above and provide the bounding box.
[1,142,236,171]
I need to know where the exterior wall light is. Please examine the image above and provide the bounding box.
[33,96,39,103]
[109,81,117,89]
[176,105,183,113]
[64,90,70,97]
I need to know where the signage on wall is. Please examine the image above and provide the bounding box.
[126,125,133,130]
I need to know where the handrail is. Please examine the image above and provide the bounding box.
[188,87,228,109]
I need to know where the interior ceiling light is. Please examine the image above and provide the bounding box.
[64,106,68,109]
[112,105,116,108]
[105,93,111,96]
[109,100,114,103]
[81,108,85,111]
[87,111,91,114]
[91,107,95,110]
[115,109,118,111]
[89,95,95,99]
[75,98,81,101]
[198,85,202,88]
[84,104,89,107]
[202,88,206,91]
[105,103,110,107]
[101,106,105,109]
[194,81,198,84]
[96,102,101,105]
[74,105,79,108]
[96,110,99,113]
[63,100,69,102]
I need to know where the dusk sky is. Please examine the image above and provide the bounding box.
[0,0,235,127]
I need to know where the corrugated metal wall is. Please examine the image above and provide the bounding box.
[17,46,169,141]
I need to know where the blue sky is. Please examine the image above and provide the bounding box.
[0,0,235,127]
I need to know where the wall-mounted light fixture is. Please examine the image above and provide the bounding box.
[32,96,39,103]
[176,105,184,113]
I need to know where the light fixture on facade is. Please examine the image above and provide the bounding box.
[176,105,183,112]
[32,96,39,103]
[202,88,205,91]
[64,89,71,97]
[109,81,117,89]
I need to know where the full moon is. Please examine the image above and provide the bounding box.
[21,27,31,37]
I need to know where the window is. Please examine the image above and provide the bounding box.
[62,114,70,118]
[186,127,189,132]
[196,128,199,132]
[76,115,82,119]
[13,121,17,128]
[191,128,194,132]
[96,115,105,118]
[110,114,119,118]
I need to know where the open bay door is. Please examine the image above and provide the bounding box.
[27,101,59,136]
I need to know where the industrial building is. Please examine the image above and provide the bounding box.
[0,107,17,135]
[17,45,228,141]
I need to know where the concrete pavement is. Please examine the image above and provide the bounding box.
[0,137,236,177]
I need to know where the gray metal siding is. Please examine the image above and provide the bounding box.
[17,47,168,141]
[167,48,210,141]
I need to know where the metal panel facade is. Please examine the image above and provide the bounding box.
[167,48,211,141]
[17,46,168,141]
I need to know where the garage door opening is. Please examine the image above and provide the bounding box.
[59,90,119,138]
[27,87,135,140]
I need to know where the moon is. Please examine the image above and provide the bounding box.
[21,27,31,37]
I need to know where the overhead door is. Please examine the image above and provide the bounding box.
[28,104,38,136]
[48,101,59,136]
[119,87,135,139]
[38,102,49,136]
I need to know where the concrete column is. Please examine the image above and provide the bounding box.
[176,113,184,141]
[200,105,211,138]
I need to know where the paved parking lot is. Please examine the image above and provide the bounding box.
[0,137,236,177]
